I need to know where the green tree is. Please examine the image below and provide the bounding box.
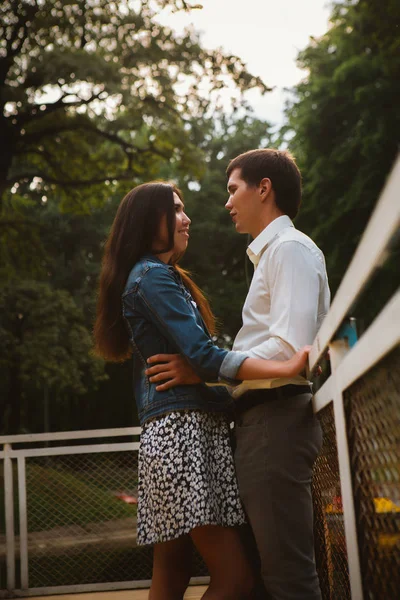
[0,2,273,433]
[285,0,400,299]
[1,0,269,212]
[181,113,274,343]
[0,280,106,433]
[0,0,276,432]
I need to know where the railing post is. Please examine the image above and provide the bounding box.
[17,455,29,590]
[329,325,363,600]
[4,443,15,593]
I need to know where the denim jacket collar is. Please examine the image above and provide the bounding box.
[141,253,166,265]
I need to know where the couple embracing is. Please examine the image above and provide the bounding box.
[94,149,330,600]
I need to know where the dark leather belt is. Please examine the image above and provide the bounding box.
[235,384,311,416]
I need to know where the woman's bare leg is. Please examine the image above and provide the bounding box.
[149,535,192,600]
[190,525,255,600]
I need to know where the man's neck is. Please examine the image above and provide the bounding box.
[249,209,285,239]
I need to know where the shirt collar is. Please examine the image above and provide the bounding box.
[247,215,294,266]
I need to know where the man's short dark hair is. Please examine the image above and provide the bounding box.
[226,149,302,219]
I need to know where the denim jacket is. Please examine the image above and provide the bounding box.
[122,255,247,425]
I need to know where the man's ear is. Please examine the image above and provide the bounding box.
[259,177,272,201]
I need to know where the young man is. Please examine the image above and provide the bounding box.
[224,149,329,599]
[146,149,330,599]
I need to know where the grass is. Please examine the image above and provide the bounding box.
[0,462,137,534]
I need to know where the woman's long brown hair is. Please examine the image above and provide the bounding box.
[93,182,216,362]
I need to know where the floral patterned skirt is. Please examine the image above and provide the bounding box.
[137,410,246,546]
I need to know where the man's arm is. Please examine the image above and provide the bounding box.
[145,347,313,391]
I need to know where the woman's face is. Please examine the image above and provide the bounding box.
[172,192,191,253]
[154,192,191,258]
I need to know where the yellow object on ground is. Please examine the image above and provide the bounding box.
[325,497,400,514]
[374,497,400,513]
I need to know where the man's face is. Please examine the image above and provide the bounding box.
[225,168,261,236]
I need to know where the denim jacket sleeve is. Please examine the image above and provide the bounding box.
[129,265,247,383]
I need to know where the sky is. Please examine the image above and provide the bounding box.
[157,0,332,125]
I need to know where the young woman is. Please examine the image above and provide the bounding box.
[94,182,311,600]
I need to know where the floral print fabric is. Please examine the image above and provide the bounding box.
[137,410,245,546]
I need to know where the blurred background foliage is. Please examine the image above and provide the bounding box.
[0,0,399,433]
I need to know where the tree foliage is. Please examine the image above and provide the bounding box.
[285,0,400,296]
[0,2,273,433]
[0,113,272,433]
[181,114,274,343]
[1,0,269,211]
[0,280,106,433]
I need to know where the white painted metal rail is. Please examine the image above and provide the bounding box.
[309,153,400,371]
[1,428,140,598]
[0,426,211,597]
[309,154,400,600]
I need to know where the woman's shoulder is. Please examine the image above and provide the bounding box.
[123,256,175,297]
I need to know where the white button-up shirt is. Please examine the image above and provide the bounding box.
[231,215,330,397]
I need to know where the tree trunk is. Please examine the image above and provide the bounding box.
[0,113,16,211]
[6,314,23,434]
[7,360,22,434]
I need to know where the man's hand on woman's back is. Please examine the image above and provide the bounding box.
[145,354,201,391]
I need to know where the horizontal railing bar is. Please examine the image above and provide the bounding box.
[0,581,153,597]
[0,426,142,446]
[312,289,399,414]
[312,375,335,414]
[6,441,140,458]
[0,576,211,597]
[309,154,400,371]
[337,288,400,393]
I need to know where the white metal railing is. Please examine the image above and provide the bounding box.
[308,154,400,600]
[0,428,139,597]
[0,427,209,597]
[309,153,400,373]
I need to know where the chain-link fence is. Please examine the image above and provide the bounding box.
[313,403,351,600]
[344,346,400,600]
[312,347,400,600]
[1,362,399,598]
[18,444,206,590]
[25,450,144,587]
